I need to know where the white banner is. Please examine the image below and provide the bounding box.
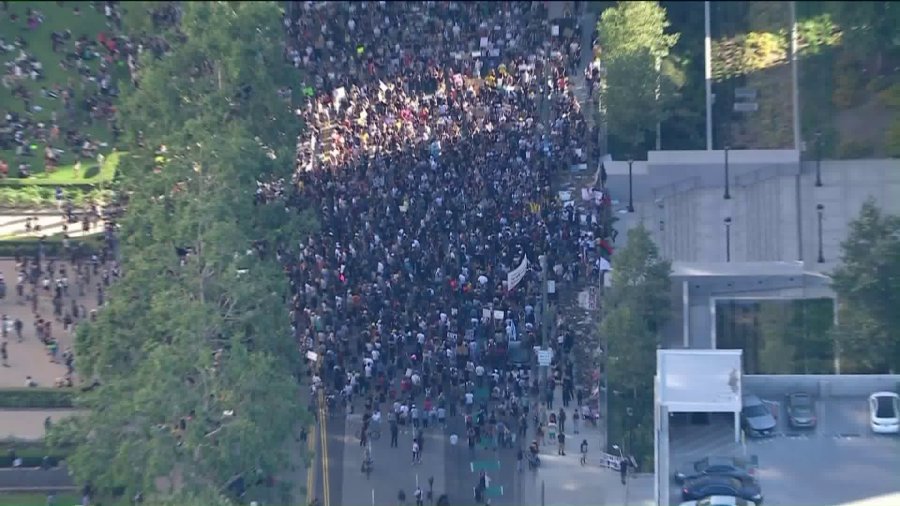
[506,255,529,291]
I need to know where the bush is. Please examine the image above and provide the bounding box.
[0,441,72,468]
[0,388,75,409]
[837,139,875,159]
[0,237,103,258]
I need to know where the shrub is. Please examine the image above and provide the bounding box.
[0,236,104,258]
[837,140,875,159]
[0,388,76,409]
[0,441,72,468]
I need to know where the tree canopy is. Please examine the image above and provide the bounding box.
[49,2,314,503]
[597,1,680,153]
[830,199,900,373]
[600,225,671,464]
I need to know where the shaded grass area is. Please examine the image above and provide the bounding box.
[0,492,81,506]
[0,2,123,175]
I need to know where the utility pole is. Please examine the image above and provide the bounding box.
[704,0,713,150]
[540,254,550,408]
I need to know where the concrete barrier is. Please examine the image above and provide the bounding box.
[743,375,900,399]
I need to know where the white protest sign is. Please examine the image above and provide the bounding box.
[482,308,492,319]
[506,255,529,291]
[537,349,553,367]
[480,36,489,48]
[493,310,505,320]
[552,25,560,36]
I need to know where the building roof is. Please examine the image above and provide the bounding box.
[671,261,831,280]
[657,350,743,413]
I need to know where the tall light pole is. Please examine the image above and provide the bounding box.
[628,158,634,213]
[814,131,823,187]
[627,158,635,212]
[724,217,732,262]
[723,146,731,200]
[817,204,825,263]
[704,0,713,151]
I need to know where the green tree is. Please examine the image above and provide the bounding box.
[52,2,314,503]
[597,1,680,153]
[830,199,900,373]
[600,225,671,466]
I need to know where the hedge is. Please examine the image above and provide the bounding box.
[0,441,73,468]
[0,236,104,258]
[0,388,76,409]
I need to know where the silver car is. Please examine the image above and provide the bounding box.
[741,395,776,438]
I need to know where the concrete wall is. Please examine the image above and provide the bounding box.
[614,158,900,266]
[743,375,900,399]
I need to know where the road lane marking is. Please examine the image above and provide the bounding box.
[307,423,316,502]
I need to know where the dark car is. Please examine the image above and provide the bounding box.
[741,395,776,438]
[681,475,764,505]
[785,392,817,428]
[674,456,757,484]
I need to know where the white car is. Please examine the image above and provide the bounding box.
[869,392,900,434]
[680,496,753,506]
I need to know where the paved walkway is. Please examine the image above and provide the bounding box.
[0,409,81,440]
[0,213,100,240]
[0,259,102,388]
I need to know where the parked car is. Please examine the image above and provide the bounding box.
[674,456,757,484]
[868,392,900,434]
[679,496,754,506]
[785,392,817,428]
[741,395,776,438]
[681,475,763,505]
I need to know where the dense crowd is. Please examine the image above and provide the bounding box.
[265,1,615,468]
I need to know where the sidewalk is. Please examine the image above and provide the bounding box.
[522,384,654,506]
[0,409,82,440]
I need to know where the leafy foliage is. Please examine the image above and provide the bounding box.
[600,225,671,465]
[49,2,313,503]
[830,200,900,373]
[711,31,788,81]
[597,1,680,153]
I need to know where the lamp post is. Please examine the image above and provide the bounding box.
[723,145,731,200]
[814,131,823,187]
[724,217,732,262]
[627,158,635,212]
[817,204,825,263]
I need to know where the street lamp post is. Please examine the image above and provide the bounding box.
[627,158,635,212]
[814,131,823,187]
[817,204,825,263]
[723,146,731,200]
[724,217,732,262]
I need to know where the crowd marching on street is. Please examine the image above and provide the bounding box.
[258,1,621,497]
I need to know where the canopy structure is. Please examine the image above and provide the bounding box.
[655,349,743,506]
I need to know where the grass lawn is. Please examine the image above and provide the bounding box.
[0,151,120,186]
[0,492,80,506]
[1,1,126,177]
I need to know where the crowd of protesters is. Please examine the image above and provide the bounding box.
[261,1,618,472]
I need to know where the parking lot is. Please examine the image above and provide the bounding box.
[666,396,900,506]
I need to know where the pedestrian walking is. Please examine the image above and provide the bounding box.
[558,408,566,433]
[573,409,580,434]
[391,420,399,448]
[412,439,420,465]
[620,457,628,484]
[414,486,423,506]
[516,447,524,472]
[398,489,407,506]
[580,439,588,465]
[557,432,566,456]
[1,341,7,367]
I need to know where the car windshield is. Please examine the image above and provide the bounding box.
[698,498,748,506]
[875,396,899,419]
[791,395,812,407]
[744,403,769,417]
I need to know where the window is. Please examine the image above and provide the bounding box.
[743,403,769,418]
[875,396,899,419]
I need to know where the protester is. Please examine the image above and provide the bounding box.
[256,1,616,472]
